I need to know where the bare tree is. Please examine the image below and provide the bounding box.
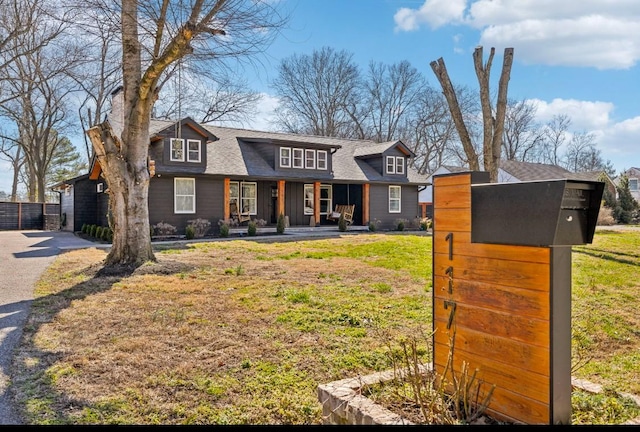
[536,114,571,165]
[0,5,79,202]
[502,98,543,162]
[85,0,287,266]
[403,85,456,174]
[0,0,66,105]
[363,60,425,143]
[271,46,361,137]
[431,46,514,181]
[153,71,261,126]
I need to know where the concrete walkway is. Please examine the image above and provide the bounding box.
[0,230,97,425]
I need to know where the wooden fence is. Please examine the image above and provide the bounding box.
[0,201,60,230]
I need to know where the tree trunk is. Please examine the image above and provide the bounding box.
[86,121,155,266]
[430,58,480,171]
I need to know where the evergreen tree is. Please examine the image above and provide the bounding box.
[613,175,639,224]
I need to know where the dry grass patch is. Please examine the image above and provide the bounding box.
[12,235,432,424]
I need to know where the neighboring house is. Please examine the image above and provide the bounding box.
[499,159,617,199]
[53,91,430,234]
[418,159,615,218]
[619,167,640,202]
[418,165,469,218]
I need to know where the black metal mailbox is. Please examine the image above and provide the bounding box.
[471,179,604,247]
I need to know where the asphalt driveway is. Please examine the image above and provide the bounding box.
[0,230,98,425]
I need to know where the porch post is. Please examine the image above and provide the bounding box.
[314,181,321,224]
[363,183,370,224]
[277,180,285,218]
[223,178,230,221]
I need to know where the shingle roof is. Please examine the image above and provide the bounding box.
[189,124,430,185]
[499,159,572,181]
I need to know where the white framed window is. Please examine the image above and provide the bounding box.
[174,177,195,214]
[292,148,304,168]
[280,147,291,168]
[305,149,316,169]
[187,139,201,162]
[304,184,332,215]
[395,157,405,175]
[230,181,257,215]
[630,178,638,191]
[389,185,401,213]
[97,183,103,193]
[317,150,327,170]
[386,156,396,174]
[240,182,257,214]
[170,138,185,162]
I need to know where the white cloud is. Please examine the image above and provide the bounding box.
[529,98,613,130]
[594,116,640,171]
[247,93,280,132]
[394,0,466,31]
[394,0,640,69]
[528,97,639,172]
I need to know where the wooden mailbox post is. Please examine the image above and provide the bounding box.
[432,171,603,424]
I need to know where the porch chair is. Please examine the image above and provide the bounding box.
[327,204,355,225]
[230,200,251,224]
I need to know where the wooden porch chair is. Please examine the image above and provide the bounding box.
[327,204,355,225]
[230,200,251,224]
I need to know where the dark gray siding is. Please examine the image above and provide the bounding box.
[97,188,109,227]
[152,123,207,174]
[369,183,419,230]
[254,143,275,169]
[60,189,75,231]
[283,182,309,226]
[73,178,99,230]
[148,175,224,235]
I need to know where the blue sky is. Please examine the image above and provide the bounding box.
[245,0,640,174]
[1,0,639,194]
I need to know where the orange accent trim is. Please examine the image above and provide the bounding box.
[89,160,102,180]
[277,180,285,217]
[314,182,321,224]
[363,183,370,224]
[223,178,230,221]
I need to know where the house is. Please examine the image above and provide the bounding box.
[54,91,430,234]
[418,159,616,218]
[418,165,469,218]
[499,159,617,199]
[619,167,640,202]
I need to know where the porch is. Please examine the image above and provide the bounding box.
[229,224,370,236]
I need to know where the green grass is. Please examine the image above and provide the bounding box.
[9,231,640,425]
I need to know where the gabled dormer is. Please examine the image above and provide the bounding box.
[149,117,218,173]
[353,140,414,179]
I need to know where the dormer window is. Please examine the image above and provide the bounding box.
[280,146,329,171]
[170,138,185,161]
[386,156,405,175]
[171,138,201,162]
[317,151,327,170]
[630,178,638,191]
[292,148,304,168]
[280,147,291,167]
[187,140,201,162]
[305,149,316,169]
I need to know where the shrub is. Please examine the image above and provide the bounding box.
[81,223,87,234]
[254,219,267,227]
[247,220,257,236]
[368,219,381,232]
[90,224,97,237]
[186,218,211,238]
[102,227,113,242]
[394,218,408,231]
[420,218,432,231]
[597,205,615,226]
[96,226,103,239]
[218,219,230,238]
[185,225,195,240]
[276,213,286,234]
[338,212,348,232]
[153,222,177,237]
